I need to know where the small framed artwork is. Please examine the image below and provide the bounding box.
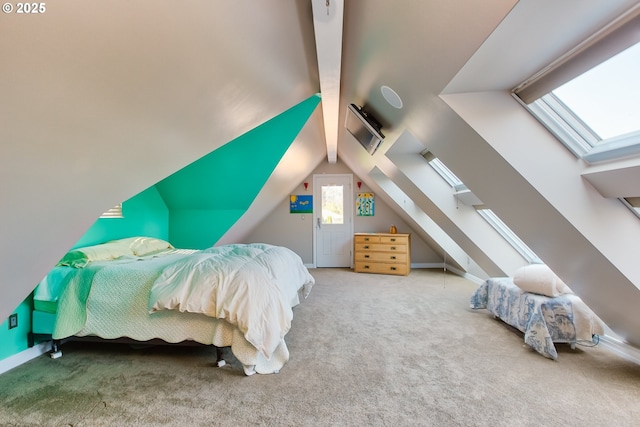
[356,192,374,216]
[290,195,312,214]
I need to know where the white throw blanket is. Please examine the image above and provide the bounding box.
[148,244,314,359]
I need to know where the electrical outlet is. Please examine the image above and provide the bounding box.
[8,313,17,330]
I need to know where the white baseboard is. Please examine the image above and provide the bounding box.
[446,266,485,285]
[410,263,485,285]
[306,263,486,285]
[411,263,445,269]
[599,336,640,365]
[0,342,51,375]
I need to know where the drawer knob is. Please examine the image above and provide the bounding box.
[391,267,397,271]
[364,238,370,241]
[364,255,370,259]
[364,265,370,269]
[390,256,396,260]
[390,246,396,250]
[390,238,396,242]
[363,245,370,249]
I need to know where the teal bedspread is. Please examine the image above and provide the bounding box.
[52,254,186,340]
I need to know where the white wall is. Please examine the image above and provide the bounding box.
[243,159,442,266]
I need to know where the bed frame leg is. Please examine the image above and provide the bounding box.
[50,340,63,359]
[215,347,226,367]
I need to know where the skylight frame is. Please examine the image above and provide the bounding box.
[622,197,640,220]
[476,207,542,264]
[422,152,464,188]
[521,83,640,164]
[518,93,597,158]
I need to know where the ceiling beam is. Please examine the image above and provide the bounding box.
[311,0,344,164]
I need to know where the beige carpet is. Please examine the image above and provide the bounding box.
[1,268,640,426]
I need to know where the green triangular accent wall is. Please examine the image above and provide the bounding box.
[156,94,321,248]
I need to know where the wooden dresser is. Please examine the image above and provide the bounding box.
[354,233,411,276]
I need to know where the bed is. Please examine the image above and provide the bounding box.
[31,237,315,375]
[469,265,604,360]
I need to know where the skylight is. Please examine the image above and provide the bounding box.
[551,41,640,142]
[514,6,640,163]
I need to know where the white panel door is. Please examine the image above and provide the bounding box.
[314,174,353,267]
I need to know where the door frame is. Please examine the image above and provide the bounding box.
[312,173,354,268]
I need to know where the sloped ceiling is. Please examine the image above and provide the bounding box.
[336,0,518,150]
[157,95,320,211]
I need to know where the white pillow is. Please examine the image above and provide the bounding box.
[513,264,573,297]
[112,236,173,256]
[57,241,133,268]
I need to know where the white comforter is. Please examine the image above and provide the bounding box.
[148,243,314,359]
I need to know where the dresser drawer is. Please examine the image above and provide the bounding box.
[354,235,381,244]
[355,243,400,253]
[380,235,408,245]
[355,261,408,276]
[354,243,407,253]
[355,251,408,263]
